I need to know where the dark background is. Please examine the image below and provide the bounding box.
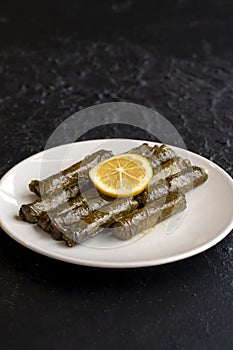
[0,1,233,349]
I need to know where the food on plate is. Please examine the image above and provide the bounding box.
[136,165,208,206]
[47,165,206,245]
[112,192,186,240]
[19,142,208,247]
[39,161,192,239]
[32,153,190,236]
[129,143,177,169]
[168,166,208,192]
[20,143,177,224]
[29,149,114,196]
[58,198,139,247]
[29,143,158,197]
[150,157,190,184]
[37,190,114,239]
[20,183,87,223]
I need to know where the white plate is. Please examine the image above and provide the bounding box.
[0,139,233,268]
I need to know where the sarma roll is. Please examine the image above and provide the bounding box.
[112,192,186,240]
[20,143,178,224]
[29,149,114,196]
[19,182,89,223]
[59,197,139,245]
[18,141,209,247]
[37,191,114,235]
[136,165,207,206]
[39,156,190,236]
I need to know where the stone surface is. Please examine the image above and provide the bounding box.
[0,1,233,349]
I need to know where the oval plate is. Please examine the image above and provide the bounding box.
[0,139,233,268]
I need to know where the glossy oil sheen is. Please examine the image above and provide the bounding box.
[0,139,233,268]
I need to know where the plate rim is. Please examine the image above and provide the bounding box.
[1,138,233,268]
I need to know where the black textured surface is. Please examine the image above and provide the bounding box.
[0,1,233,349]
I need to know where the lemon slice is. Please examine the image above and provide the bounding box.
[89,153,153,197]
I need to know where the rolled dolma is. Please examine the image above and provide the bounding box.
[63,167,205,244]
[136,165,208,206]
[151,157,190,183]
[20,144,150,223]
[48,165,205,245]
[58,198,139,245]
[29,143,177,197]
[112,192,186,240]
[128,143,155,156]
[20,143,177,224]
[29,149,114,196]
[19,182,92,223]
[153,144,177,164]
[40,156,190,236]
[129,143,160,169]
[30,144,154,197]
[19,182,96,223]
[130,143,178,170]
[135,179,170,207]
[37,191,114,235]
[168,165,208,193]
